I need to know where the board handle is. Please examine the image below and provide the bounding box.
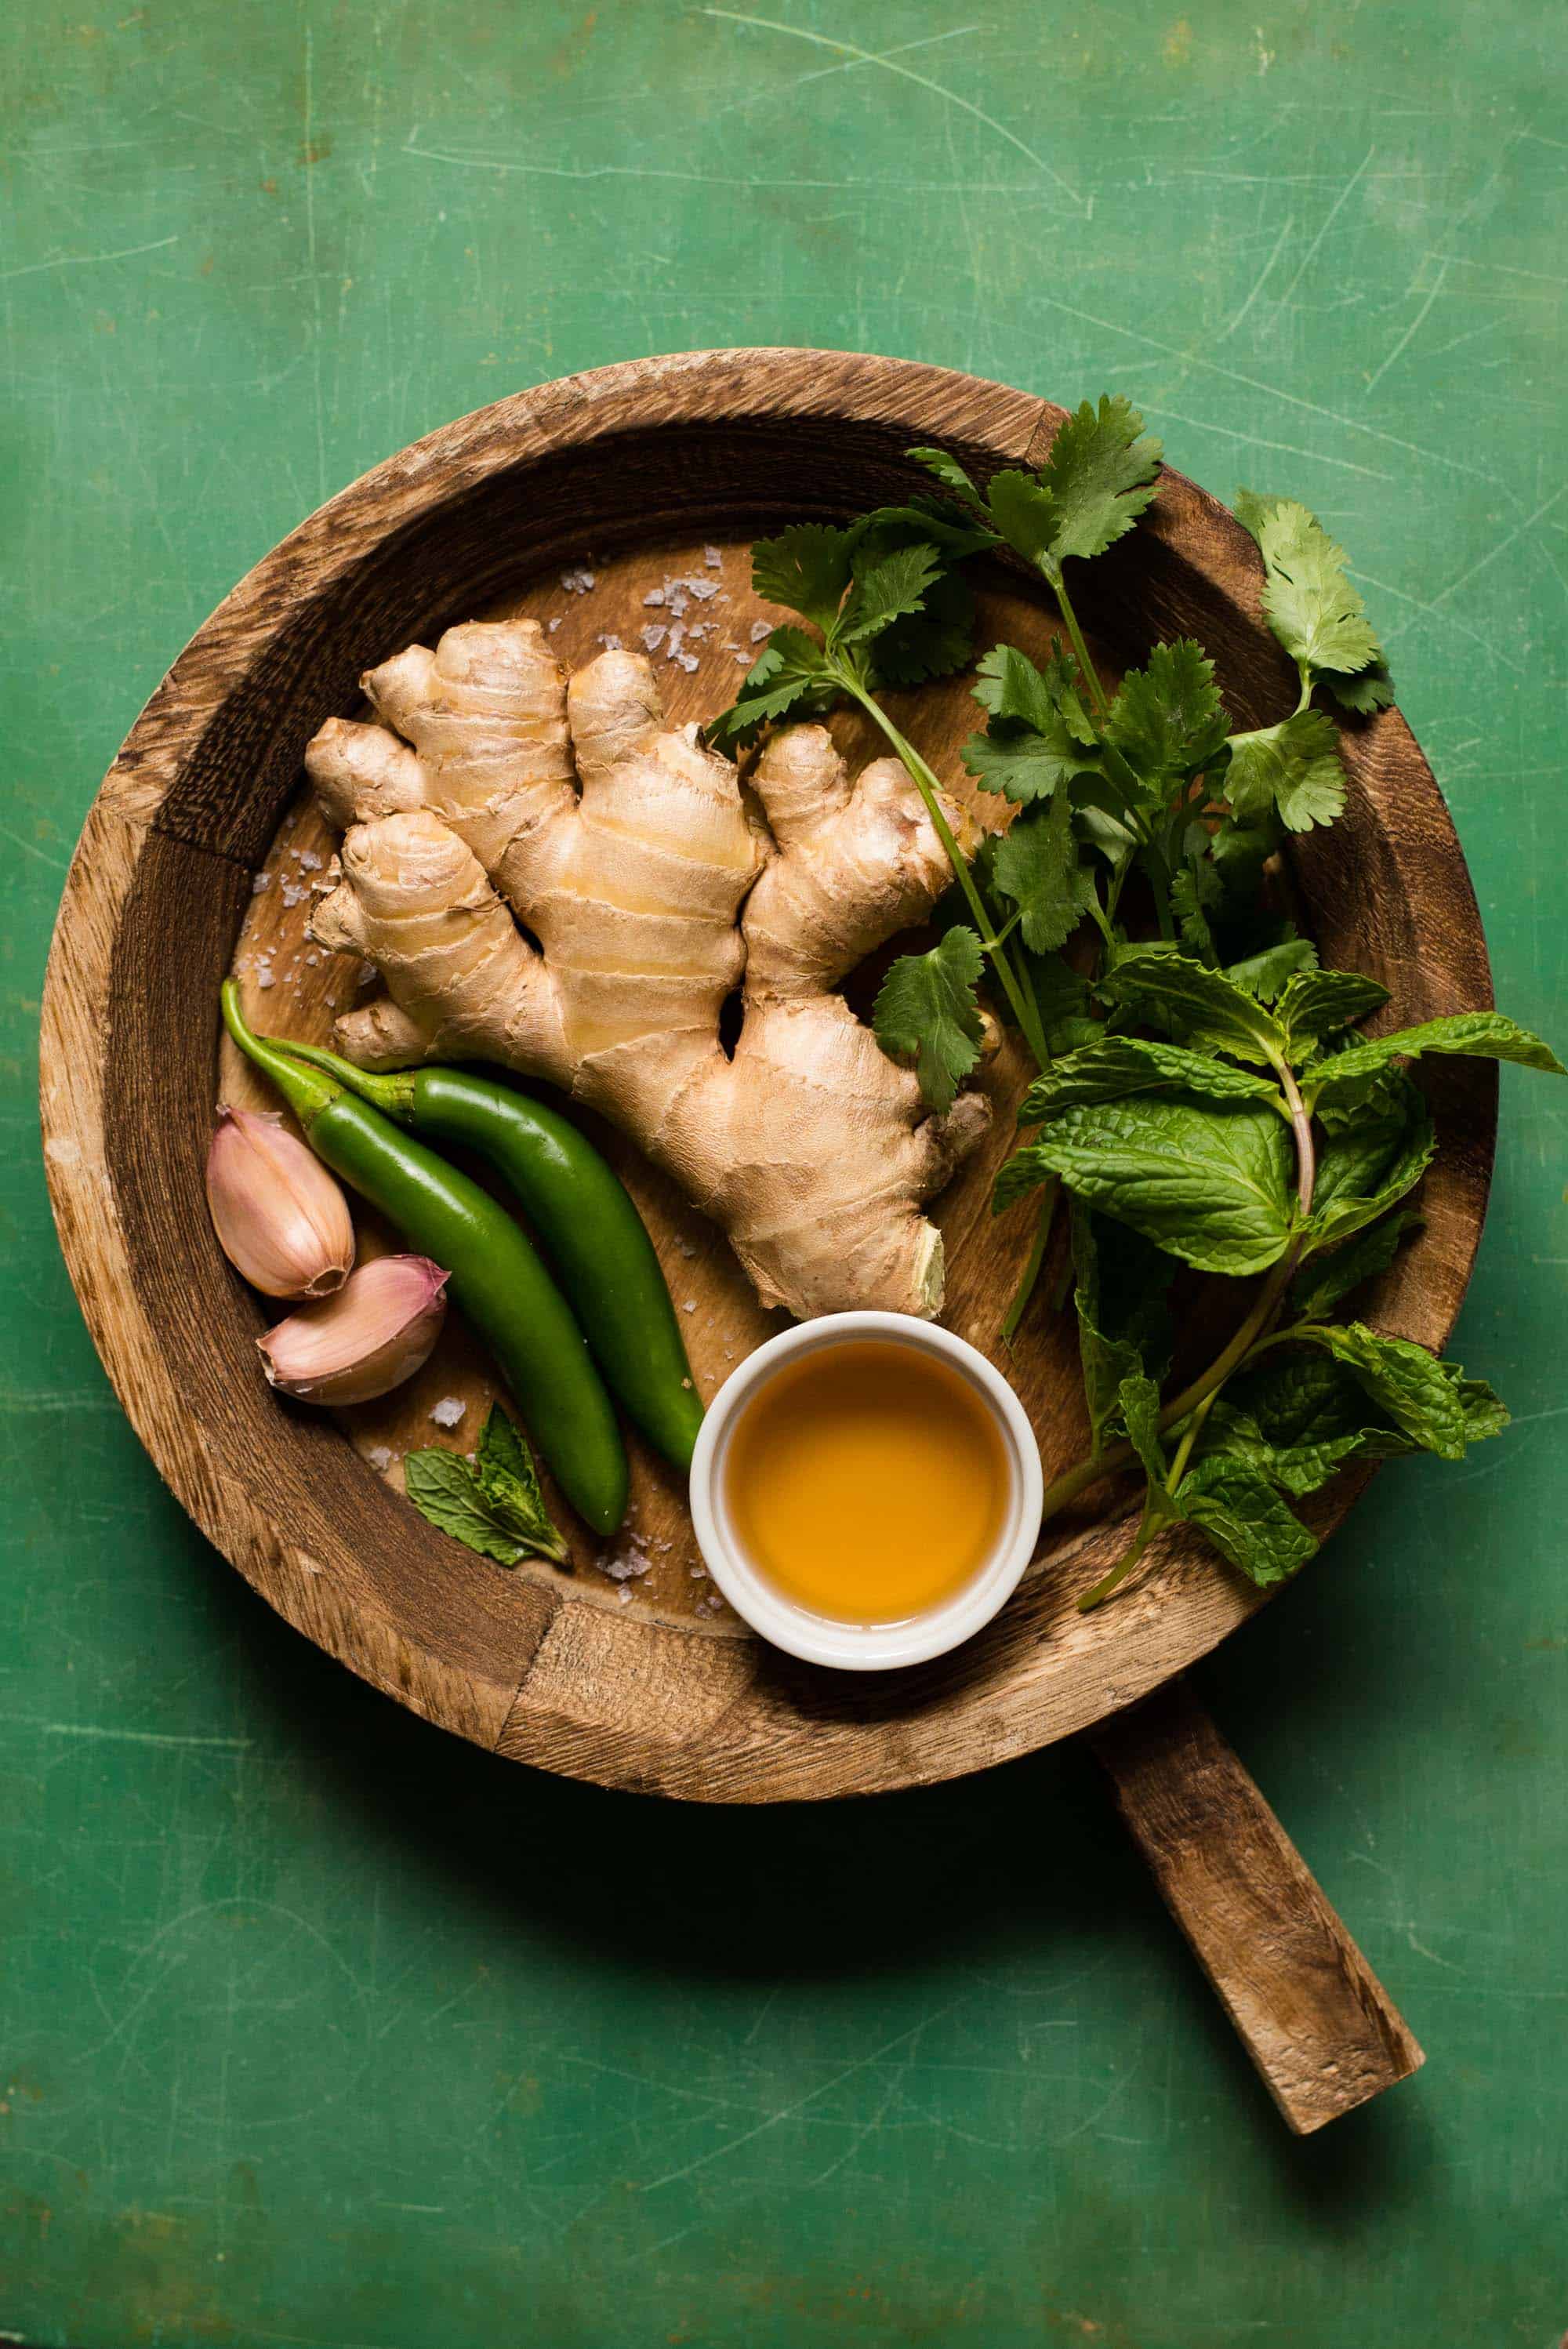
[1090,1678,1424,2133]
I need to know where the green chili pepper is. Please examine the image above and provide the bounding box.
[263,1037,705,1474]
[220,983,627,1537]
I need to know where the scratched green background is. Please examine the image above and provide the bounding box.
[4,2,1566,2344]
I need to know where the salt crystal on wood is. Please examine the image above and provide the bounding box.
[430,1396,466,1429]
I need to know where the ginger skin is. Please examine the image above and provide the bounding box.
[306,620,989,1320]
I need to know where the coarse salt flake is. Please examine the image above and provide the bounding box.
[430,1396,466,1429]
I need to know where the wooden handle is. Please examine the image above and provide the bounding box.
[1090,1679,1423,2133]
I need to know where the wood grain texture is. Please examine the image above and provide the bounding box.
[1091,1682,1425,2133]
[41,347,1497,1806]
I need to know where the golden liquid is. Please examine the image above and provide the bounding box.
[723,1340,1012,1626]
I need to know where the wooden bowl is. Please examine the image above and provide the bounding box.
[40,350,1495,1802]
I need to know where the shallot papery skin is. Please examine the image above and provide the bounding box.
[258,1255,450,1405]
[207,1106,355,1298]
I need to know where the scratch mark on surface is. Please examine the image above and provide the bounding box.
[1401,484,1568,622]
[0,233,178,285]
[24,1720,253,1752]
[701,9,1087,212]
[1363,260,1450,395]
[0,826,69,872]
[1217,210,1294,340]
[1272,143,1376,314]
[302,26,326,505]
[1134,402,1392,481]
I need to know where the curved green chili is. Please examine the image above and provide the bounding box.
[220,984,628,1537]
[267,1040,705,1473]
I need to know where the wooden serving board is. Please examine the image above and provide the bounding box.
[42,351,1495,2129]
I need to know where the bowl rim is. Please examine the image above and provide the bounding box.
[38,345,1497,1803]
[689,1312,1046,1672]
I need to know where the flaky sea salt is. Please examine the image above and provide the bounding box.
[750,619,772,642]
[252,870,271,895]
[366,1445,393,1472]
[430,1396,465,1429]
[560,566,597,594]
[597,631,623,651]
[704,544,723,568]
[641,624,667,653]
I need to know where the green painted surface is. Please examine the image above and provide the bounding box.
[3,3,1565,2342]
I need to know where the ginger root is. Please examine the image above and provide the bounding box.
[305,620,989,1320]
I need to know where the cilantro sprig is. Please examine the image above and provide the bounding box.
[714,398,1563,1603]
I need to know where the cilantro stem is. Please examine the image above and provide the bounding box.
[1051,570,1112,725]
[841,676,1053,1070]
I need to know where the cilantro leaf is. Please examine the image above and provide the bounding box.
[1221,708,1346,833]
[1022,1037,1279,1119]
[960,729,1088,804]
[985,469,1060,568]
[1236,491,1385,680]
[705,627,833,750]
[1171,855,1221,964]
[1032,398,1163,569]
[1104,639,1229,782]
[906,446,986,507]
[964,644,1101,802]
[1103,946,1289,1066]
[405,1412,569,1569]
[873,927,985,1113]
[1308,1011,1566,1098]
[1172,1456,1318,1585]
[1275,967,1391,1058]
[972,642,1097,739]
[1288,1208,1423,1322]
[751,521,855,633]
[1022,1091,1296,1274]
[990,793,1096,952]
[1326,661,1396,715]
[837,540,943,647]
[872,567,977,684]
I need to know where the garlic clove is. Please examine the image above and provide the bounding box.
[208,1106,356,1299]
[259,1255,450,1405]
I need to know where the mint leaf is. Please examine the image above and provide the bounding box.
[1236,492,1385,679]
[1225,938,1319,1001]
[1171,856,1221,963]
[405,1434,568,1570]
[1104,946,1288,1067]
[1215,1353,1411,1490]
[1171,1457,1317,1585]
[990,793,1096,953]
[1119,1371,1168,1485]
[1308,1079,1435,1247]
[1276,967,1391,1057]
[1288,1208,1423,1321]
[1308,1011,1566,1097]
[1069,1204,1173,1454]
[1105,639,1229,782]
[751,521,855,632]
[1197,1399,1370,1501]
[837,540,942,647]
[1033,397,1163,568]
[1294,1323,1472,1460]
[873,927,985,1113]
[1022,1037,1279,1119]
[1025,1091,1296,1274]
[475,1405,568,1563]
[1221,709,1346,833]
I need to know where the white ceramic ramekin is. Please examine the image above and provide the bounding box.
[688,1310,1044,1672]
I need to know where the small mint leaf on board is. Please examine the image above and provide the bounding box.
[1308,1011,1566,1097]
[1022,1037,1279,1120]
[1215,1353,1414,1490]
[1221,708,1346,833]
[1024,1091,1296,1275]
[1171,1457,1318,1586]
[1275,967,1391,1057]
[1104,639,1229,782]
[1235,492,1385,679]
[405,1423,568,1570]
[1288,1208,1424,1322]
[1033,397,1163,568]
[1196,1398,1369,1501]
[1103,946,1288,1067]
[990,793,1097,953]
[475,1404,568,1563]
[872,927,985,1114]
[750,522,855,633]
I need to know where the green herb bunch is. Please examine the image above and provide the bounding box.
[709,399,1562,1607]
